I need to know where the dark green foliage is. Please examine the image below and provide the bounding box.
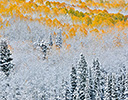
[49,34,53,46]
[93,59,101,93]
[107,73,113,100]
[0,40,14,76]
[88,67,96,100]
[77,53,88,100]
[70,66,77,100]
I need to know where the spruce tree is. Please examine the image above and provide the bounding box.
[100,69,107,100]
[106,73,113,100]
[88,67,96,100]
[49,34,53,46]
[77,53,88,100]
[65,86,71,100]
[112,74,120,100]
[126,73,128,92]
[59,79,66,99]
[119,68,126,100]
[56,29,62,48]
[70,66,77,100]
[59,79,71,100]
[93,59,101,99]
[0,40,14,76]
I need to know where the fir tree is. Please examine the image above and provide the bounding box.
[119,67,126,100]
[65,86,71,100]
[49,34,53,46]
[0,40,14,76]
[56,29,62,48]
[77,53,88,100]
[39,40,48,59]
[126,73,128,91]
[88,67,96,100]
[54,89,59,100]
[70,66,77,100]
[100,68,107,100]
[59,79,70,100]
[93,59,101,99]
[112,74,120,100]
[106,73,113,100]
[59,79,66,99]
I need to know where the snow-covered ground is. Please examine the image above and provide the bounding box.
[0,4,128,99]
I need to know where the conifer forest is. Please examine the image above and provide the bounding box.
[0,0,128,99]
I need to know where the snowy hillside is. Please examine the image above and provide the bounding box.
[0,0,128,99]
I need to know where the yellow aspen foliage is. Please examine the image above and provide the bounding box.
[44,6,50,14]
[66,44,71,50]
[81,15,92,25]
[81,23,88,29]
[92,1,97,7]
[0,25,3,29]
[53,18,61,27]
[70,0,77,4]
[115,21,125,31]
[72,15,79,23]
[8,45,14,52]
[64,23,70,31]
[46,18,52,27]
[69,33,74,39]
[101,29,106,34]
[5,21,10,27]
[124,20,128,26]
[62,31,66,36]
[79,26,88,37]
[27,25,31,33]
[54,32,57,36]
[113,34,122,47]
[92,16,101,27]
[125,7,128,11]
[80,2,86,8]
[95,32,103,40]
[0,17,3,23]
[69,27,75,34]
[123,32,128,44]
[90,28,99,33]
[35,0,45,4]
[52,7,59,16]
[53,18,57,27]
[45,15,49,20]
[59,8,67,15]
[65,34,69,39]
[29,17,34,22]
[101,20,113,27]
[73,24,80,30]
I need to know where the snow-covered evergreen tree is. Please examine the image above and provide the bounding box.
[88,67,96,100]
[70,66,77,100]
[39,40,48,59]
[59,79,66,99]
[93,59,101,99]
[112,73,120,99]
[126,73,128,91]
[49,34,53,46]
[59,79,71,100]
[77,53,88,100]
[56,29,62,48]
[106,73,113,100]
[54,89,59,100]
[100,69,107,100]
[119,67,126,100]
[65,86,71,100]
[0,40,14,76]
